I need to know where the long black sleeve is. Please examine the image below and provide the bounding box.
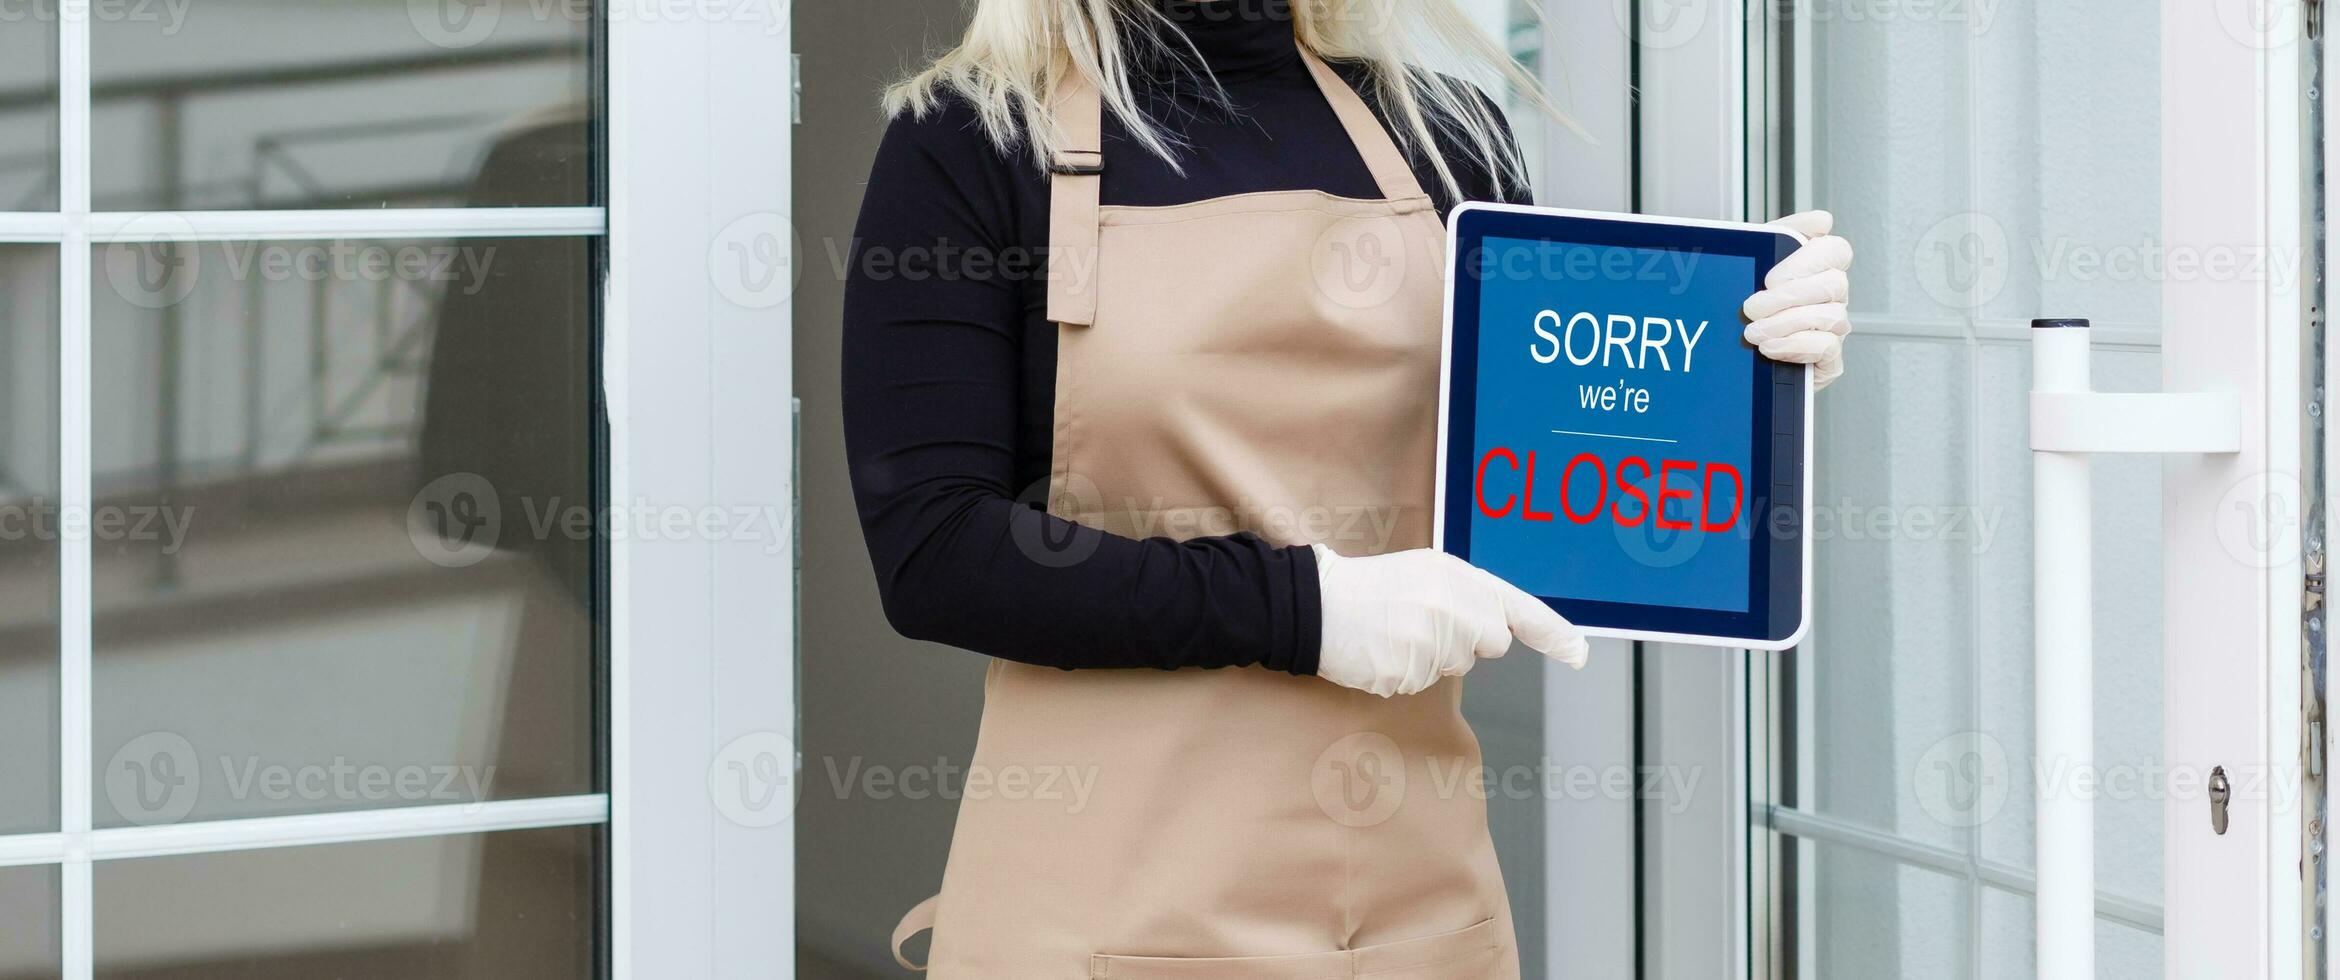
[841,25,1531,674]
[841,111,1323,673]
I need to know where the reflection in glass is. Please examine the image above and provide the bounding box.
[0,0,59,209]
[91,0,595,210]
[0,864,61,980]
[0,246,59,835]
[89,232,598,826]
[94,825,599,979]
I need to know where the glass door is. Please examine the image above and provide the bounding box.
[0,0,612,974]
[1764,3,2169,975]
[0,0,800,973]
[1748,0,2311,976]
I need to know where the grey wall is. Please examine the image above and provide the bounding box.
[792,3,975,977]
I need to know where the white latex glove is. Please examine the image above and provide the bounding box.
[1743,210,1854,390]
[1312,544,1589,698]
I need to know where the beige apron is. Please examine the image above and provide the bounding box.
[890,50,1520,979]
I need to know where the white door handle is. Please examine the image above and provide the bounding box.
[2030,391,2241,454]
[2028,317,2239,980]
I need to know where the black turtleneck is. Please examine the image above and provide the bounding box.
[841,2,1532,675]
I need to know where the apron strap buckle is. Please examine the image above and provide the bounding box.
[1045,144,1105,326]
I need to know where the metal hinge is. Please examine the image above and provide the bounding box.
[792,53,803,125]
[2314,718,2327,781]
[2313,0,2324,40]
[2310,550,2326,615]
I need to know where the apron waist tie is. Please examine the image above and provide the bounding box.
[892,893,940,971]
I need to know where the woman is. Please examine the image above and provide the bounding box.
[843,0,1853,974]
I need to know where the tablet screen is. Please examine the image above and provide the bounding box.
[1465,237,1757,613]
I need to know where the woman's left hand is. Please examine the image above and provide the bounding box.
[1743,210,1854,390]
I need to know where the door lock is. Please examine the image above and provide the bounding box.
[2209,766,2231,836]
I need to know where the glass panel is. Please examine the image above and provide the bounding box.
[1977,886,2031,980]
[1806,337,1976,853]
[0,0,58,210]
[1785,0,2166,969]
[0,864,61,980]
[0,245,59,835]
[1975,887,2166,980]
[90,0,594,210]
[94,825,600,978]
[89,236,598,826]
[1805,842,1967,980]
[2098,917,2165,979]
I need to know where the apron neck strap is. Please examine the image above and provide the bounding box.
[1046,66,1105,327]
[1297,48,1432,204]
[1042,46,1435,326]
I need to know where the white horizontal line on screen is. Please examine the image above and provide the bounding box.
[1549,429,1680,444]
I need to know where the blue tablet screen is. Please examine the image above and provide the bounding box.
[1466,237,1756,613]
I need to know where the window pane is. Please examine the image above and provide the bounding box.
[1975,886,2165,980]
[1977,885,2031,980]
[94,825,600,978]
[90,236,598,826]
[91,0,594,210]
[2097,917,2165,980]
[0,864,61,980]
[1805,338,1976,853]
[0,245,58,835]
[0,0,58,210]
[1805,841,1967,980]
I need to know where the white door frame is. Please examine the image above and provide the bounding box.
[2160,0,2305,975]
[1629,5,1758,980]
[608,4,798,977]
[1532,1,1640,977]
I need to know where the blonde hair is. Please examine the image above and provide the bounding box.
[884,0,1560,203]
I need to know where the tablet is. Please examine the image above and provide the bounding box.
[1435,204,1813,650]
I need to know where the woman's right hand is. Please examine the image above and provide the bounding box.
[1312,545,1589,698]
